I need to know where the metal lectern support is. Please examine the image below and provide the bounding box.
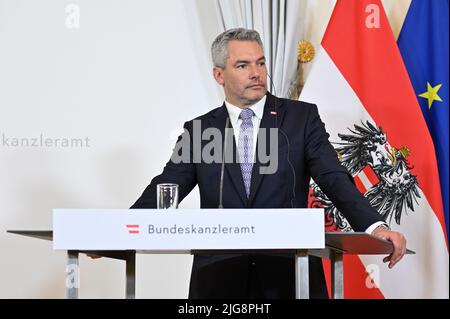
[125,251,136,299]
[65,250,136,299]
[307,247,345,299]
[67,250,79,299]
[331,250,344,299]
[295,250,309,299]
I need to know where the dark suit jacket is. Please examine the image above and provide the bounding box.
[131,93,384,298]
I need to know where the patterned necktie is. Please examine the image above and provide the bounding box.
[238,108,254,197]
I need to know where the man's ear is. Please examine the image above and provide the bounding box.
[213,67,225,86]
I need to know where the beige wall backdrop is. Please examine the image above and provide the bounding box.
[0,0,410,298]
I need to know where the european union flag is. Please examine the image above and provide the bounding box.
[398,0,449,238]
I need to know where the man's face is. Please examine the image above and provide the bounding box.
[213,40,268,108]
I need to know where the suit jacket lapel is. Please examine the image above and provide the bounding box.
[209,104,248,206]
[248,93,286,205]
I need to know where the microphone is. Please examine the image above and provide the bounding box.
[267,73,297,208]
[219,117,230,209]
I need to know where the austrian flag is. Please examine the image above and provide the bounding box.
[300,0,449,298]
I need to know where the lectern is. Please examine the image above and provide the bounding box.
[7,208,414,299]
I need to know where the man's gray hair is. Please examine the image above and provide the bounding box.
[211,28,264,68]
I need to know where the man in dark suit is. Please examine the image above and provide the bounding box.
[131,28,406,298]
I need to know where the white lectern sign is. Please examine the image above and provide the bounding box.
[53,208,324,250]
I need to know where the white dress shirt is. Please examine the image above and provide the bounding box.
[223,95,386,234]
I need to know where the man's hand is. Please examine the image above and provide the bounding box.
[371,226,407,269]
[86,254,102,259]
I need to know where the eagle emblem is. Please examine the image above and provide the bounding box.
[309,121,421,231]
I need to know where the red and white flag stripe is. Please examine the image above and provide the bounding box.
[354,165,379,194]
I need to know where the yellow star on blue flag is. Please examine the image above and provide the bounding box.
[419,82,443,109]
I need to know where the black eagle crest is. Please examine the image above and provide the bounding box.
[309,121,421,230]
